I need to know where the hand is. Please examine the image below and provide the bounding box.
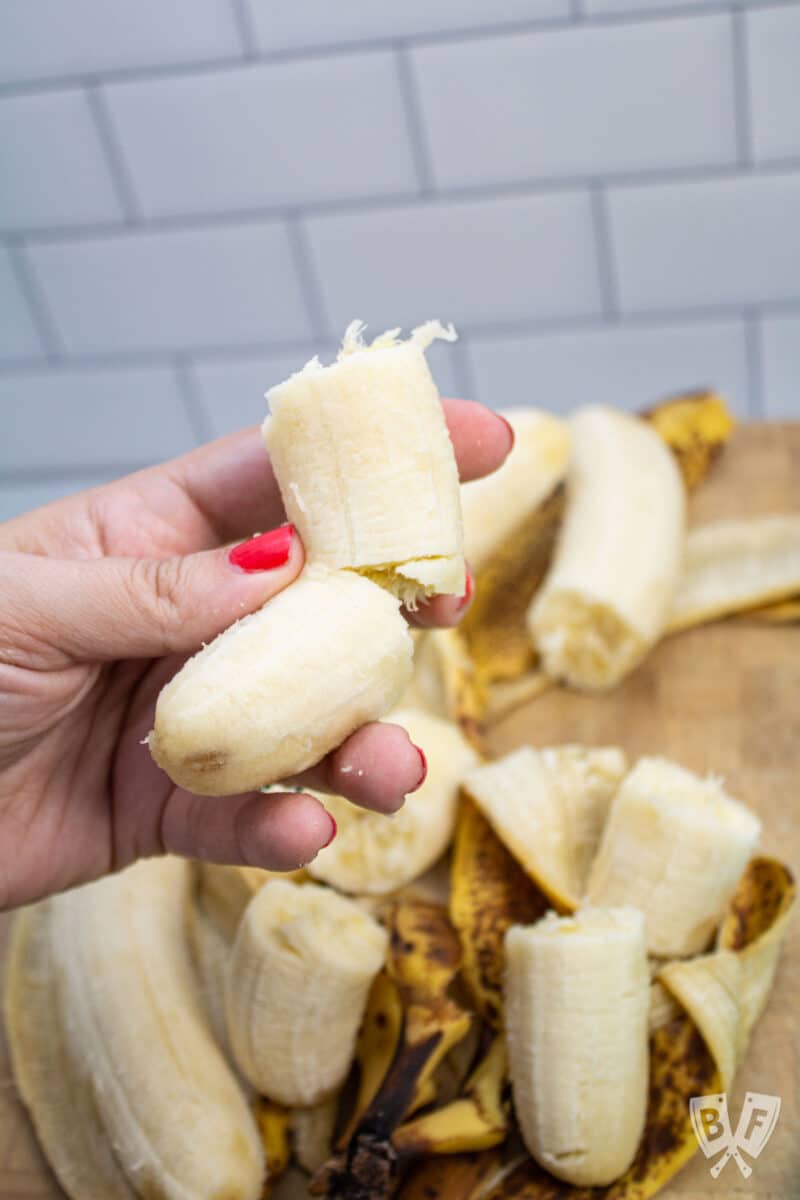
[0,402,512,909]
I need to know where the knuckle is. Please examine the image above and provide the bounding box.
[131,557,188,650]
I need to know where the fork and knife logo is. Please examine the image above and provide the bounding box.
[690,1091,781,1179]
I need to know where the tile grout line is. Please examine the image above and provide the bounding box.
[589,184,621,319]
[1,0,798,97]
[285,216,331,343]
[229,0,260,58]
[3,303,800,379]
[85,83,142,224]
[174,356,214,445]
[6,242,64,361]
[731,8,754,167]
[393,44,436,195]
[744,310,765,417]
[14,159,800,249]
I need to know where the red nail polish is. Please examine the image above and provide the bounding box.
[322,814,337,848]
[457,570,474,611]
[411,746,428,791]
[229,524,294,572]
[495,412,515,451]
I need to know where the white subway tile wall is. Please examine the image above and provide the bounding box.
[1,0,799,520]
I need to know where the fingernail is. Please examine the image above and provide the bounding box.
[322,813,337,848]
[229,524,294,572]
[410,745,428,792]
[456,570,474,613]
[495,412,515,451]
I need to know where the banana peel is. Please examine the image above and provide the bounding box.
[313,902,472,1198]
[393,1034,510,1158]
[255,1099,291,1197]
[643,390,736,492]
[395,1150,505,1200]
[450,799,549,1027]
[447,391,735,728]
[469,856,794,1200]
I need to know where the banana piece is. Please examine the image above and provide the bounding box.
[264,321,464,606]
[150,564,413,795]
[185,886,235,1056]
[194,862,302,940]
[290,1097,339,1174]
[225,879,388,1105]
[505,907,649,1187]
[585,756,761,957]
[529,405,685,690]
[668,514,800,632]
[308,708,478,895]
[462,748,577,910]
[460,408,570,573]
[9,859,265,1200]
[4,906,136,1200]
[539,743,627,893]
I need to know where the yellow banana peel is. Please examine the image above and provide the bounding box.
[643,389,736,491]
[450,798,549,1027]
[255,1099,291,1197]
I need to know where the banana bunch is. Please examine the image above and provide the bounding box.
[150,320,465,795]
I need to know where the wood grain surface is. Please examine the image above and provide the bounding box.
[1,423,799,1200]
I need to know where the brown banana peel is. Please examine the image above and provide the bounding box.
[314,902,472,1198]
[393,1034,510,1158]
[450,798,549,1027]
[395,1150,505,1200]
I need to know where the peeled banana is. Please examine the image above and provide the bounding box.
[225,879,387,1105]
[529,405,685,690]
[585,756,761,957]
[151,320,464,794]
[150,564,413,794]
[308,707,478,895]
[668,513,800,632]
[461,744,626,912]
[5,859,264,1200]
[264,320,464,606]
[505,907,650,1187]
[460,408,570,573]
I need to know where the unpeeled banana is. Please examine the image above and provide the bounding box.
[505,906,650,1187]
[151,321,463,795]
[5,859,264,1200]
[308,707,478,895]
[225,879,387,1105]
[585,756,761,957]
[529,405,685,690]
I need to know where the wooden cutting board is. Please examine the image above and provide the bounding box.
[1,423,799,1200]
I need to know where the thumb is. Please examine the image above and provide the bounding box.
[0,524,303,664]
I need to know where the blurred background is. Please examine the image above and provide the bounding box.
[1,0,799,520]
